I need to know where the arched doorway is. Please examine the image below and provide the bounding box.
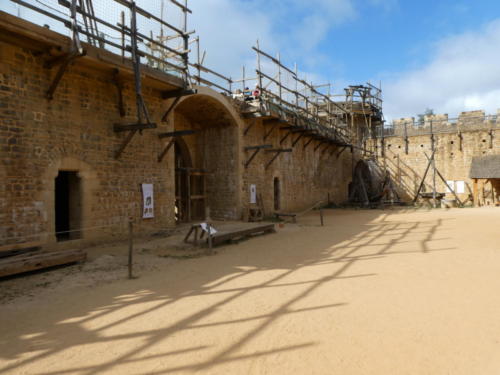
[173,89,241,221]
[174,138,206,223]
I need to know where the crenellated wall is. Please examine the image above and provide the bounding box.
[371,110,500,204]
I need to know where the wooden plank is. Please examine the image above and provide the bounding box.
[161,88,196,100]
[113,122,157,132]
[0,249,86,278]
[211,224,275,245]
[0,246,41,259]
[158,130,196,139]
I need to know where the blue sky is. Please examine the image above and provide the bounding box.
[2,0,500,120]
[190,0,500,120]
[323,1,499,82]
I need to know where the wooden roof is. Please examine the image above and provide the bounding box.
[470,155,500,179]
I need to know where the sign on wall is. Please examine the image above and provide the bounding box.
[250,184,257,204]
[446,180,455,193]
[456,181,465,194]
[142,183,154,219]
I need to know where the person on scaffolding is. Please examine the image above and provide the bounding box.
[252,84,261,100]
[244,87,252,101]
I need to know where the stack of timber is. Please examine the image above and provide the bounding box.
[0,249,86,278]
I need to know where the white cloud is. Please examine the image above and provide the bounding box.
[188,0,356,82]
[384,19,500,120]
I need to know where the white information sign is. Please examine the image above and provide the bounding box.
[456,181,465,194]
[446,180,455,193]
[142,183,154,218]
[250,184,257,204]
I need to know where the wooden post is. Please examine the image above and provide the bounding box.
[207,223,213,252]
[432,153,437,208]
[320,208,324,226]
[186,169,191,222]
[121,11,125,63]
[128,217,133,279]
[206,207,213,252]
[473,179,478,207]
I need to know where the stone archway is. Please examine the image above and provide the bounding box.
[174,137,194,222]
[172,87,242,221]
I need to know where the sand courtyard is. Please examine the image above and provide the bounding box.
[1,207,499,374]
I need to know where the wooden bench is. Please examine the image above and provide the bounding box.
[184,223,276,247]
[275,201,325,224]
[274,212,297,223]
[211,224,276,246]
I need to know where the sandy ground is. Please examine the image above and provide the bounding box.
[1,207,500,374]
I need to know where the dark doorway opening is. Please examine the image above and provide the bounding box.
[55,171,81,241]
[174,139,205,223]
[274,177,281,211]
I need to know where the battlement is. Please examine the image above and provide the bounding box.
[384,109,499,137]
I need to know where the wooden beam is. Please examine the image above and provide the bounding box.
[292,133,305,147]
[113,122,157,132]
[161,96,182,122]
[157,139,175,162]
[158,130,195,139]
[314,141,325,152]
[244,120,256,136]
[423,152,464,207]
[244,145,272,168]
[265,149,292,169]
[336,146,348,158]
[111,69,126,117]
[263,123,278,141]
[412,149,436,204]
[303,137,314,150]
[161,88,196,99]
[280,130,292,145]
[46,50,84,100]
[245,145,273,151]
[266,148,292,169]
[115,130,137,159]
[265,148,293,153]
[0,249,86,278]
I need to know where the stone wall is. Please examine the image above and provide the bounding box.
[0,38,177,248]
[240,118,352,216]
[0,32,354,249]
[371,119,500,203]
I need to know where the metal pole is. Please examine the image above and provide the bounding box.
[320,208,324,226]
[128,217,133,279]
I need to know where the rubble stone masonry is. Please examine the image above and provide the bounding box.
[0,24,354,250]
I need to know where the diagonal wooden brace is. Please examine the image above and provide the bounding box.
[158,139,175,162]
[46,50,84,100]
[115,130,137,159]
[303,137,314,150]
[161,96,182,122]
[292,132,305,147]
